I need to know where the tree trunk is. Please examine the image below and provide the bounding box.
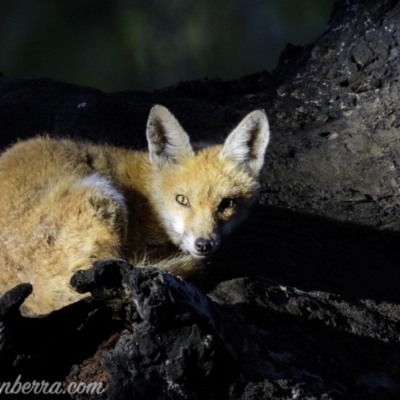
[1,0,400,398]
[263,0,400,229]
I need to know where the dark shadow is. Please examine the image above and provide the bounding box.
[216,299,400,399]
[200,204,400,304]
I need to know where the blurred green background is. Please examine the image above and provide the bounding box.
[0,0,334,92]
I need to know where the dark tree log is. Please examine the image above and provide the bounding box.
[1,0,400,399]
[264,0,400,229]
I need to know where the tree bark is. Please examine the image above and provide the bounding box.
[263,0,400,229]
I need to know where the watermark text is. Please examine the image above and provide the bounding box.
[0,375,107,395]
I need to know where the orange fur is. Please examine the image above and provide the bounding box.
[0,105,270,314]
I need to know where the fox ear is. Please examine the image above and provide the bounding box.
[146,105,194,167]
[221,110,270,175]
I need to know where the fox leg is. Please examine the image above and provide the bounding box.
[22,174,128,314]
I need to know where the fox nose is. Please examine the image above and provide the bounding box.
[194,238,213,254]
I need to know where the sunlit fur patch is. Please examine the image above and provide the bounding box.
[76,173,127,214]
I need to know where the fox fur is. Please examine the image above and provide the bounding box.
[0,105,270,314]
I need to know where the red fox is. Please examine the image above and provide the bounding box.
[0,105,270,314]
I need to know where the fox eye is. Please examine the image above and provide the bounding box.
[176,194,190,207]
[219,198,235,211]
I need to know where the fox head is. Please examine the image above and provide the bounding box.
[146,104,270,259]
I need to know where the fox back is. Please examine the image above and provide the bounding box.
[0,105,270,314]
